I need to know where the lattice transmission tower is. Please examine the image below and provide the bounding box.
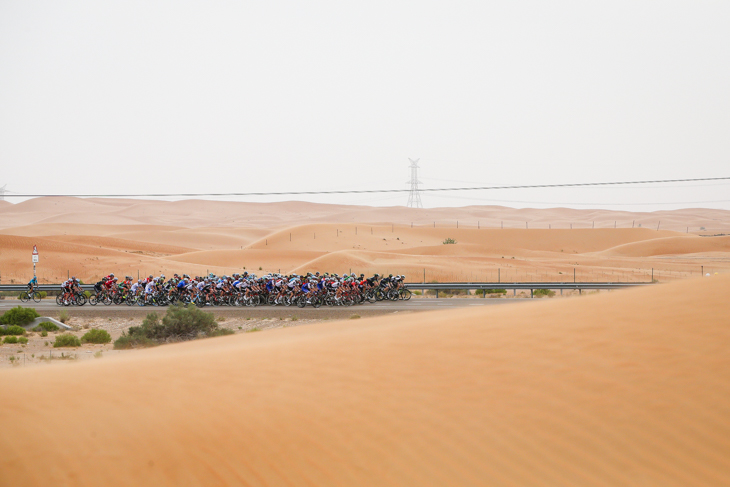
[406,159,423,208]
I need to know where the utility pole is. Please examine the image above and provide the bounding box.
[406,158,423,208]
[0,185,7,201]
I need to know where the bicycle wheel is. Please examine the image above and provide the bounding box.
[19,292,30,303]
[32,292,42,303]
[89,294,98,306]
[399,289,412,301]
[56,294,64,306]
[76,294,87,306]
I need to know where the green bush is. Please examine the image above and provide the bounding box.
[0,325,27,336]
[426,288,469,296]
[33,322,60,332]
[113,333,156,350]
[0,306,40,326]
[18,337,28,345]
[207,328,234,337]
[534,289,555,297]
[58,310,70,323]
[442,238,457,244]
[3,336,19,344]
[481,289,507,296]
[81,329,112,344]
[54,333,81,348]
[114,304,226,349]
[41,330,48,337]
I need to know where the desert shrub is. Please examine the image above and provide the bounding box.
[81,329,112,344]
[208,328,234,337]
[41,330,48,337]
[113,333,156,350]
[3,336,19,344]
[0,325,27,336]
[115,304,225,349]
[534,289,555,297]
[426,288,469,296]
[442,238,457,244]
[482,289,507,296]
[412,290,422,295]
[33,321,60,332]
[18,337,28,344]
[54,333,81,348]
[0,306,40,326]
[58,309,70,324]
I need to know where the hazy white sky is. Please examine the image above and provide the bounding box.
[1,0,729,210]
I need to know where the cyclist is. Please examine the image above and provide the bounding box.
[27,275,38,295]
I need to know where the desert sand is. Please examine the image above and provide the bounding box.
[0,272,728,486]
[1,197,729,284]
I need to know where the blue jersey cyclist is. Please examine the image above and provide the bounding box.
[27,275,38,293]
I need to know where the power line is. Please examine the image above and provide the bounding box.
[4,176,730,199]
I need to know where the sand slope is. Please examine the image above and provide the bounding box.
[1,275,729,486]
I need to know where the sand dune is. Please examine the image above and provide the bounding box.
[600,235,730,257]
[1,199,728,283]
[167,249,325,271]
[1,274,729,485]
[2,197,730,232]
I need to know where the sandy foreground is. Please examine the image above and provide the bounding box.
[0,273,728,486]
[1,198,729,283]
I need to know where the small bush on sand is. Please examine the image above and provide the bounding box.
[114,304,227,349]
[534,289,555,298]
[18,336,28,345]
[54,333,81,348]
[0,306,39,326]
[0,325,27,336]
[3,336,19,344]
[350,314,361,319]
[58,309,70,324]
[479,289,507,297]
[113,333,156,350]
[81,329,112,344]
[41,330,48,337]
[208,328,234,337]
[442,238,457,244]
[33,322,60,332]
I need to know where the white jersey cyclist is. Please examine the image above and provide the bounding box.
[144,280,156,295]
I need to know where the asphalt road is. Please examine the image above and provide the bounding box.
[0,296,527,320]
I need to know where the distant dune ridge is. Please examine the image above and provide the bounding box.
[1,273,729,486]
[0,197,728,283]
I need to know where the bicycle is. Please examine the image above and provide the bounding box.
[19,289,43,303]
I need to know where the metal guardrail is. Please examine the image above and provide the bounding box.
[0,282,653,293]
[404,282,653,291]
[404,281,654,298]
[0,284,95,292]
